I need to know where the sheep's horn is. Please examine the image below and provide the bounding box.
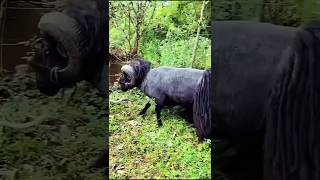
[121,65,135,77]
[121,65,135,88]
[38,12,84,84]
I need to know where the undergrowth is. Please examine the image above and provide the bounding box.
[0,72,106,180]
[109,87,211,179]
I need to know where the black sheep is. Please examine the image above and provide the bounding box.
[119,58,205,127]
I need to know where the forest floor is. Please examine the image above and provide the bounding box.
[109,86,211,179]
[0,72,106,180]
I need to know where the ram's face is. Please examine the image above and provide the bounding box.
[119,71,132,91]
[31,35,67,95]
[119,64,136,92]
[29,12,85,96]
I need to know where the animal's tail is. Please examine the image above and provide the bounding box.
[193,69,212,141]
[264,25,320,180]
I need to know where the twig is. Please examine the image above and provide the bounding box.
[112,54,123,62]
[109,98,126,104]
[0,0,7,74]
[0,0,6,22]
[110,17,132,52]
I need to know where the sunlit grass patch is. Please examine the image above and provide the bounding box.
[109,88,211,179]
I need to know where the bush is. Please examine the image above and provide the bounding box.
[140,36,211,69]
[110,1,211,70]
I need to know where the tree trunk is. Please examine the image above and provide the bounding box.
[191,1,208,68]
[131,1,142,56]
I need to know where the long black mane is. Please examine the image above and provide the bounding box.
[130,57,151,86]
[193,69,212,141]
[264,24,320,180]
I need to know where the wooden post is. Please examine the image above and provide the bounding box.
[191,1,208,68]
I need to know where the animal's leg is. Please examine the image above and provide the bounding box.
[138,102,151,117]
[155,103,164,127]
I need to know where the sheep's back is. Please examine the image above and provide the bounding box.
[141,67,204,105]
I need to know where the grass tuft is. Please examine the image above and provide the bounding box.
[109,88,211,179]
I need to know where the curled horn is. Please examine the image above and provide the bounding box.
[36,12,85,84]
[121,64,136,88]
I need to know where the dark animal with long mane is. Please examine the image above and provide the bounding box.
[28,0,108,170]
[193,69,212,141]
[119,58,204,127]
[212,21,297,180]
[194,22,319,180]
[263,23,320,180]
[197,21,320,180]
[29,0,107,96]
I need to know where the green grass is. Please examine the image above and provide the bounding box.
[0,73,106,180]
[109,87,211,179]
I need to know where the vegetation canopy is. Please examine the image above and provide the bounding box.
[109,1,211,69]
